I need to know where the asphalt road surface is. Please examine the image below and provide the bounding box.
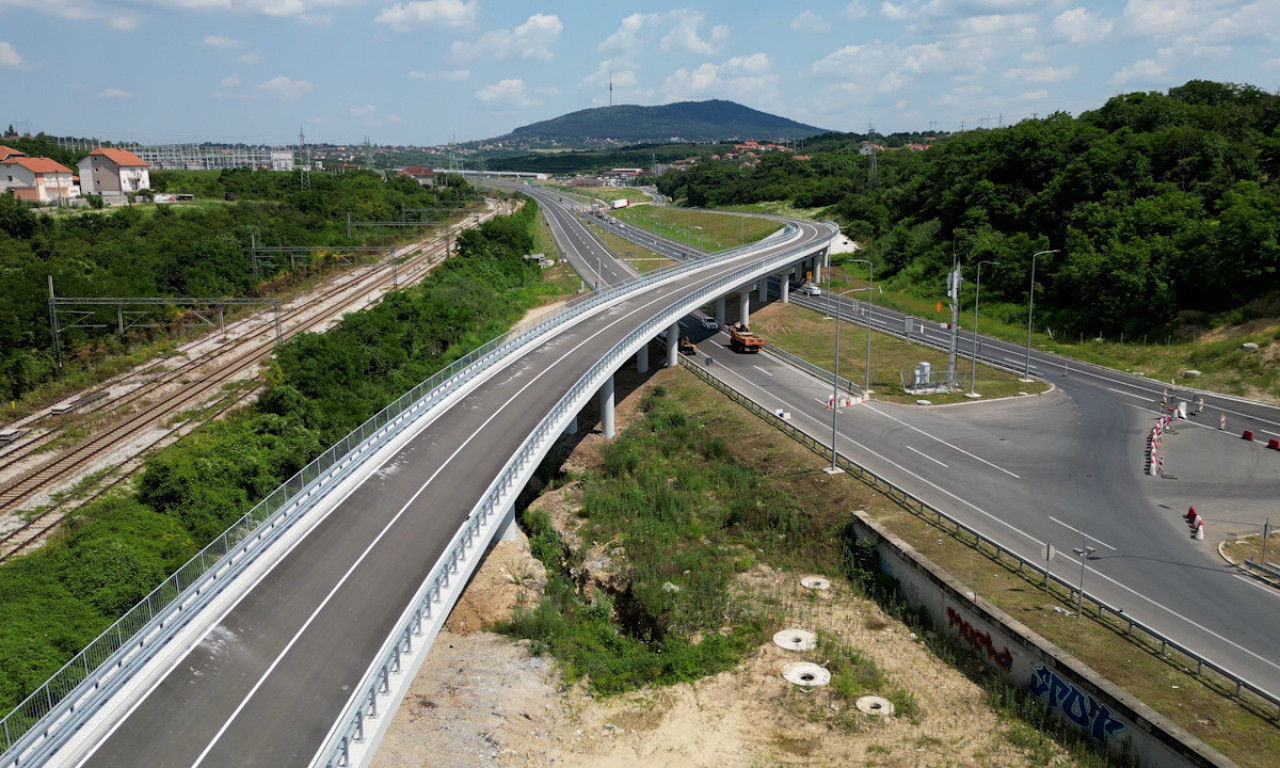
[69,211,834,768]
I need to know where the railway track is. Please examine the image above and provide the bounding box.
[0,203,503,555]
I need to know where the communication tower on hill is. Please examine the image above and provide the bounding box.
[866,122,878,192]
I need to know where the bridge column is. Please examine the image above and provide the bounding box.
[739,290,750,327]
[637,344,649,374]
[715,295,726,326]
[495,502,520,543]
[666,321,680,367]
[780,272,790,304]
[564,412,578,436]
[758,277,767,303]
[813,255,822,284]
[600,375,615,439]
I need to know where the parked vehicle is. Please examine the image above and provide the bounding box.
[799,284,821,296]
[700,316,719,330]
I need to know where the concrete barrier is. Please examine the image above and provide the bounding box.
[849,510,1236,768]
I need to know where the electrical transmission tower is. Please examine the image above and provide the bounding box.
[299,126,311,191]
[363,136,374,169]
[447,137,460,174]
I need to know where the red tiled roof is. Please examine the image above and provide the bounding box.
[0,145,24,161]
[399,166,433,177]
[88,147,147,167]
[1,156,74,174]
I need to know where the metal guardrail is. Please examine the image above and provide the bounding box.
[315,225,840,768]
[0,211,827,764]
[679,359,1280,724]
[1245,559,1280,580]
[766,344,862,396]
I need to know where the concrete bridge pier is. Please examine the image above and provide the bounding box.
[666,321,680,367]
[564,413,578,436]
[636,344,649,374]
[779,271,790,304]
[758,278,767,304]
[600,374,615,439]
[715,295,726,326]
[495,502,520,543]
[738,290,750,327]
[813,255,822,284]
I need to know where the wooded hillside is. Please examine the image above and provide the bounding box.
[658,81,1280,336]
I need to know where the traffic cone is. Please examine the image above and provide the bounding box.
[1196,522,1205,541]
[1185,505,1197,522]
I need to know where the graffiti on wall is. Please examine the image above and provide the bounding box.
[946,606,1013,672]
[1030,664,1127,742]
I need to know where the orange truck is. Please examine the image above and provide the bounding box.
[728,323,765,353]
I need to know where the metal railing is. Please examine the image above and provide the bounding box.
[679,359,1280,724]
[316,226,840,768]
[0,213,829,764]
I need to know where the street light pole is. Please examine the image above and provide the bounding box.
[1023,249,1059,382]
[827,281,874,474]
[1072,537,1096,620]
[849,259,874,397]
[969,260,999,396]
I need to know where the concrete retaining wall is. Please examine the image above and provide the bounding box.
[850,510,1236,768]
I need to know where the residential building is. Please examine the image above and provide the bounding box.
[396,166,434,186]
[1,149,77,203]
[78,148,150,196]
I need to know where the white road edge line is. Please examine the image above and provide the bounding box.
[906,445,947,467]
[1048,516,1118,551]
[863,403,1021,479]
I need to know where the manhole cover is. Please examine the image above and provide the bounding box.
[772,629,817,651]
[782,662,830,687]
[856,696,894,715]
[800,576,831,590]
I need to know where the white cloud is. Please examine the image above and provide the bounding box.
[0,41,25,68]
[0,0,141,31]
[475,78,536,109]
[408,70,428,79]
[203,34,240,47]
[791,10,829,32]
[659,10,729,55]
[218,73,240,87]
[1264,57,1280,70]
[374,0,476,31]
[99,87,133,98]
[351,104,376,117]
[1020,89,1048,99]
[845,1,867,20]
[151,0,354,19]
[239,53,262,64]
[1108,47,1174,85]
[1003,64,1077,83]
[452,13,561,61]
[880,1,909,21]
[598,13,658,54]
[1051,7,1113,44]
[257,75,313,99]
[661,53,778,102]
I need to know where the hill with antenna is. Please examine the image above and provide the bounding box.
[492,100,828,148]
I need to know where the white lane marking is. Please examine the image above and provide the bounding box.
[863,404,1021,479]
[82,230,816,767]
[752,365,774,377]
[1108,387,1153,401]
[1003,357,1036,369]
[716,360,1280,681]
[194,270,713,768]
[1048,516,1117,551]
[906,445,947,467]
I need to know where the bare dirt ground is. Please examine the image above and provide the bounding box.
[372,369,1076,768]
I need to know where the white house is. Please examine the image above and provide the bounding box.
[1,148,77,203]
[78,148,150,196]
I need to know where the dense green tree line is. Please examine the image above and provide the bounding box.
[0,169,471,401]
[658,81,1280,336]
[0,200,542,712]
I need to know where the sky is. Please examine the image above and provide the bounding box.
[1,0,1278,148]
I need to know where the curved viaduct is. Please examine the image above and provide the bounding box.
[8,209,836,768]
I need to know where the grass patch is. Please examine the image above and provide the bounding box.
[612,206,780,252]
[748,300,1048,404]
